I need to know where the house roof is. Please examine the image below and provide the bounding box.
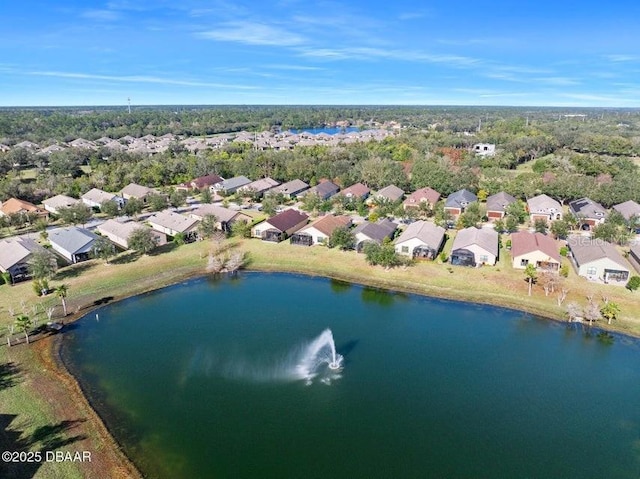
[527,194,561,213]
[0,237,46,271]
[302,215,351,237]
[218,176,251,190]
[190,204,242,223]
[569,197,607,220]
[81,188,117,204]
[452,227,499,257]
[353,219,397,242]
[239,177,280,193]
[395,221,445,248]
[266,209,309,232]
[307,180,340,198]
[270,179,310,195]
[510,231,561,263]
[375,185,405,202]
[340,183,370,199]
[188,174,224,189]
[122,183,154,198]
[403,187,441,206]
[486,192,517,213]
[42,194,78,210]
[0,198,46,216]
[49,227,99,255]
[612,200,640,221]
[97,219,145,242]
[445,189,477,209]
[568,236,629,269]
[148,210,199,233]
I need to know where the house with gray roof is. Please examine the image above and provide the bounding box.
[394,221,445,259]
[121,183,157,203]
[444,189,478,218]
[48,227,100,263]
[568,236,630,284]
[148,210,199,239]
[0,237,48,283]
[42,194,79,214]
[81,188,124,209]
[97,219,166,249]
[238,177,280,198]
[268,179,310,199]
[303,180,340,200]
[353,219,397,252]
[450,227,499,267]
[612,200,640,229]
[374,185,405,203]
[212,176,252,195]
[486,192,517,220]
[527,194,562,224]
[189,204,251,232]
[569,197,607,230]
[628,244,640,274]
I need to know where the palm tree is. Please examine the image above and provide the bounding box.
[15,314,32,345]
[524,263,537,296]
[56,284,70,316]
[600,301,620,325]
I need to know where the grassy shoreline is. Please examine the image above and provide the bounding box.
[1,238,639,478]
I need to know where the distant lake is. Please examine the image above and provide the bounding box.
[288,126,359,135]
[62,273,640,479]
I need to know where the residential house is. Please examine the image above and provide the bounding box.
[48,226,99,264]
[450,227,499,267]
[290,215,352,246]
[353,219,397,252]
[148,210,199,240]
[444,189,478,218]
[628,244,640,274]
[473,143,496,156]
[81,188,125,209]
[189,204,251,232]
[176,174,224,192]
[394,221,445,260]
[97,219,166,249]
[211,176,252,195]
[121,183,157,203]
[251,209,309,242]
[569,197,607,230]
[303,180,340,200]
[486,192,517,221]
[403,187,441,212]
[41,194,79,214]
[527,194,562,224]
[339,183,370,201]
[373,185,405,203]
[612,200,640,231]
[0,237,48,283]
[0,198,48,219]
[237,177,280,198]
[268,179,310,199]
[568,237,630,284]
[510,231,561,271]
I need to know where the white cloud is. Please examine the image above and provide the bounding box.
[81,9,120,21]
[604,54,639,63]
[197,21,306,47]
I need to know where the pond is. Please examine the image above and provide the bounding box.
[62,273,640,478]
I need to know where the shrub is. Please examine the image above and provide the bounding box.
[560,263,569,278]
[626,276,640,291]
[559,246,568,257]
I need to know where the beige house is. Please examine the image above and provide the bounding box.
[394,221,445,259]
[568,237,630,284]
[97,219,166,249]
[148,210,199,239]
[510,232,561,270]
[189,204,251,232]
[292,215,352,246]
[450,227,499,267]
[41,194,79,214]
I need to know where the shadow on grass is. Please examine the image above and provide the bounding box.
[0,415,87,479]
[54,262,94,281]
[148,242,178,256]
[110,251,141,265]
[0,362,22,391]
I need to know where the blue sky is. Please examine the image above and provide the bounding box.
[1,0,639,107]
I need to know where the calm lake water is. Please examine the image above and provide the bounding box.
[62,273,640,479]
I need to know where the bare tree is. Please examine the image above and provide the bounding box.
[225,252,246,273]
[557,288,569,307]
[584,295,601,325]
[566,302,582,322]
[206,253,225,274]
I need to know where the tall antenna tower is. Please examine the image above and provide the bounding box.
[127,97,131,114]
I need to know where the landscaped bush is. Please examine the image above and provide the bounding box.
[559,246,568,257]
[626,276,640,291]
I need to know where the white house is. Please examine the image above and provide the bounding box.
[81,188,125,209]
[41,194,79,214]
[148,210,199,238]
[292,215,352,246]
[394,221,445,260]
[568,237,630,284]
[450,227,499,267]
[48,227,99,263]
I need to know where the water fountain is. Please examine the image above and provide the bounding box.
[295,329,343,381]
